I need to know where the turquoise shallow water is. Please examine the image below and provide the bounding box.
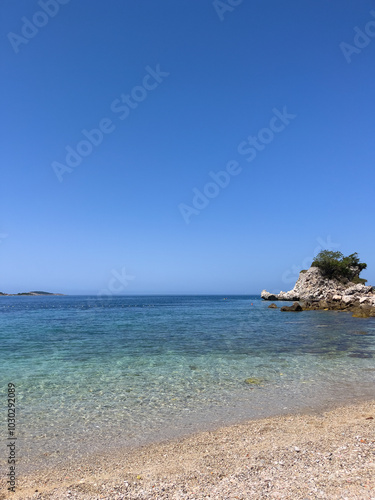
[1,295,374,471]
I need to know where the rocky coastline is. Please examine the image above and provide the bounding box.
[262,266,375,318]
[0,291,64,296]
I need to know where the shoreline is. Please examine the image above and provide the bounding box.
[0,293,64,296]
[2,399,374,499]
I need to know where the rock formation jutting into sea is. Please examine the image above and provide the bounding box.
[262,266,375,318]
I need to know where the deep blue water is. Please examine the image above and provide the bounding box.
[1,295,374,469]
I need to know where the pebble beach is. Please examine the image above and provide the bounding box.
[2,400,374,500]
[4,1,375,498]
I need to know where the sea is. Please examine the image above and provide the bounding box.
[1,295,374,472]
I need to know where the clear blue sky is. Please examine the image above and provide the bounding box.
[1,0,375,294]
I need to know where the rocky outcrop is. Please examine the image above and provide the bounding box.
[262,267,375,317]
[280,302,303,312]
[0,291,63,296]
[261,292,277,301]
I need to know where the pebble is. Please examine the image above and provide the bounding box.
[5,401,374,500]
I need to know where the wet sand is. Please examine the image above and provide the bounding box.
[1,400,374,499]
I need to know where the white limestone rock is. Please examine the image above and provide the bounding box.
[261,266,374,304]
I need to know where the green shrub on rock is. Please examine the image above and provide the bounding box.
[311,250,367,282]
[351,276,368,285]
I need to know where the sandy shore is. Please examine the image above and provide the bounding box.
[1,400,374,499]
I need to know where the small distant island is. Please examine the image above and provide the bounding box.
[262,250,375,318]
[0,291,64,296]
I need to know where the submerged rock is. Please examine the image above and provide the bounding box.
[268,303,278,309]
[348,352,373,359]
[244,377,263,385]
[351,306,375,318]
[280,302,303,312]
